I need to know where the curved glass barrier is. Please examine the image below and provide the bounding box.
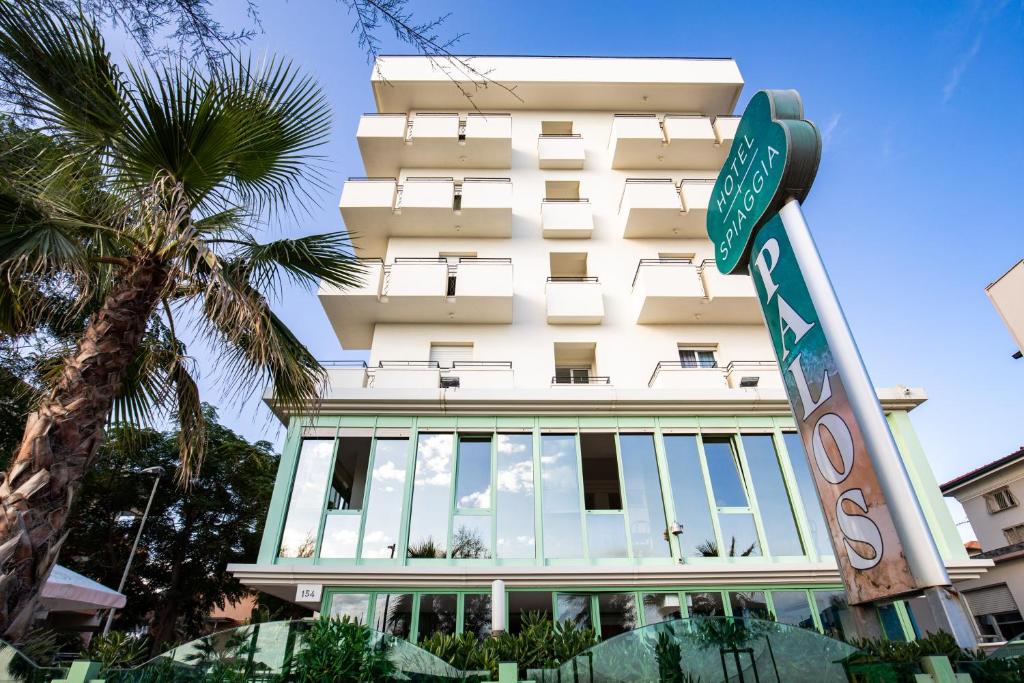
[0,640,68,683]
[990,630,1024,659]
[527,617,858,683]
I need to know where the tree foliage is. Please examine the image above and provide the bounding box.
[59,407,278,652]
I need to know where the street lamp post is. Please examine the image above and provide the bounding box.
[102,466,165,636]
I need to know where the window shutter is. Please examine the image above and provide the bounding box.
[965,585,1018,616]
[429,344,473,367]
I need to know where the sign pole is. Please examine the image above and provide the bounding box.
[775,199,978,646]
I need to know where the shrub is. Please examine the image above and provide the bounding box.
[287,616,395,682]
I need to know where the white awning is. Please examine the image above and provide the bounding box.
[40,565,126,614]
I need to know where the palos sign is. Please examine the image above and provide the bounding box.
[708,90,951,605]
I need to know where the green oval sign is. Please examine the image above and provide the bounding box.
[706,89,821,274]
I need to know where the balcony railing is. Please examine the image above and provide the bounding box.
[545,277,604,324]
[356,112,512,176]
[552,375,611,385]
[618,177,712,238]
[547,276,599,282]
[630,259,760,324]
[610,113,738,169]
[647,360,726,389]
[538,134,585,169]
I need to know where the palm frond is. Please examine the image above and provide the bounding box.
[169,353,206,485]
[225,231,366,294]
[0,1,126,146]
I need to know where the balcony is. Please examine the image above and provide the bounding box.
[538,134,585,169]
[322,360,369,395]
[356,112,512,176]
[648,361,727,389]
[610,114,738,170]
[725,361,783,389]
[541,199,594,238]
[319,258,514,349]
[372,361,441,389]
[631,259,761,324]
[442,361,515,389]
[545,277,604,324]
[339,176,513,257]
[618,178,712,238]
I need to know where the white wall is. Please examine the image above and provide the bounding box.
[952,461,1024,552]
[362,109,775,388]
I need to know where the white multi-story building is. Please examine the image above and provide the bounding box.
[230,56,985,643]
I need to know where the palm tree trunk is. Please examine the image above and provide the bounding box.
[0,258,167,639]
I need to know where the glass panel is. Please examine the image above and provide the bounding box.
[729,591,769,619]
[784,432,834,558]
[329,593,370,623]
[452,514,491,559]
[408,433,454,558]
[703,437,749,507]
[598,593,638,639]
[541,434,583,558]
[663,435,717,557]
[496,434,535,559]
[327,436,371,510]
[556,593,592,629]
[878,604,907,641]
[418,594,457,638]
[373,593,413,638]
[619,434,671,558]
[581,433,621,510]
[742,435,804,556]
[463,594,492,639]
[319,514,361,558]
[772,590,815,629]
[509,591,552,634]
[586,513,628,558]
[455,437,492,508]
[815,590,855,640]
[686,592,725,617]
[642,593,681,625]
[359,439,409,559]
[278,439,333,558]
[717,513,761,557]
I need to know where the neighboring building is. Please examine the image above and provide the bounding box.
[230,55,986,644]
[986,259,1024,359]
[942,448,1024,643]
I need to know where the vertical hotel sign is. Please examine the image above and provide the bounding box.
[707,91,948,604]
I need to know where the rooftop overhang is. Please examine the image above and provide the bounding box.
[371,55,744,114]
[264,385,928,423]
[230,558,990,605]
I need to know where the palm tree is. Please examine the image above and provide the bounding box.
[0,3,363,637]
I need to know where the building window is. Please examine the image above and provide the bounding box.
[619,434,671,558]
[556,593,592,629]
[985,487,1018,513]
[966,584,1024,641]
[327,436,371,510]
[455,436,492,509]
[581,433,621,511]
[418,594,457,638]
[729,591,770,620]
[496,434,536,559]
[783,432,834,558]
[814,590,855,641]
[663,435,717,558]
[373,593,413,638]
[278,439,334,558]
[544,179,580,200]
[429,343,473,368]
[329,593,370,622]
[687,592,725,617]
[703,437,761,557]
[540,434,584,559]
[678,348,717,368]
[509,592,553,634]
[541,120,574,136]
[358,438,409,559]
[598,593,639,639]
[1004,523,1024,545]
[771,591,815,630]
[554,367,591,384]
[408,433,454,558]
[642,593,682,625]
[553,341,597,384]
[742,435,805,557]
[463,594,492,640]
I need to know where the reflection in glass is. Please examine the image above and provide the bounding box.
[772,591,815,629]
[743,435,804,556]
[329,593,370,622]
[784,432,834,558]
[541,434,583,558]
[729,591,769,619]
[687,592,725,617]
[586,513,628,558]
[509,592,552,634]
[664,435,717,557]
[619,434,670,558]
[373,593,413,638]
[496,434,535,559]
[717,514,761,557]
[319,514,361,558]
[279,439,333,558]
[598,593,638,638]
[418,594,457,638]
[452,515,491,559]
[556,593,592,629]
[359,439,408,558]
[815,590,855,640]
[464,594,492,639]
[408,434,453,558]
[455,437,491,508]
[642,593,682,625]
[703,438,749,507]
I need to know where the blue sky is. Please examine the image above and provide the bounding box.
[117,0,1023,535]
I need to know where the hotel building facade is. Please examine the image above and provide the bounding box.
[229,56,987,644]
